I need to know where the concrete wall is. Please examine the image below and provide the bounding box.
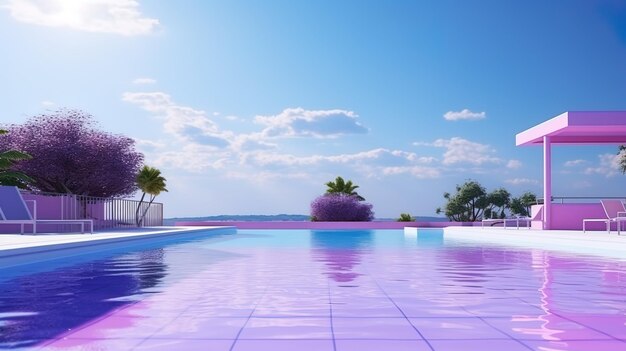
[530,205,544,230]
[531,203,610,231]
[174,221,483,229]
[552,203,607,230]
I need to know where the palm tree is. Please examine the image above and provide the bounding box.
[325,176,365,201]
[135,166,167,226]
[0,129,33,188]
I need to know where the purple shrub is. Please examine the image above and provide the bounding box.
[310,194,374,221]
[0,109,144,197]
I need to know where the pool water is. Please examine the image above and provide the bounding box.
[0,229,625,351]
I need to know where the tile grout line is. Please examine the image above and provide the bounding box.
[228,285,270,351]
[547,310,626,343]
[473,314,534,351]
[130,297,202,351]
[328,279,337,351]
[367,269,435,351]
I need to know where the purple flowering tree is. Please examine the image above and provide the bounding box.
[310,194,374,221]
[0,110,144,198]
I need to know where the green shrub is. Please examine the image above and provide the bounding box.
[397,213,414,222]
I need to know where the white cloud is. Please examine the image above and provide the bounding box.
[564,159,587,167]
[123,90,490,184]
[225,171,310,183]
[443,109,486,121]
[230,134,276,152]
[506,160,522,169]
[235,148,443,181]
[133,78,156,85]
[4,0,159,36]
[505,178,539,185]
[584,153,622,177]
[122,91,232,148]
[150,144,233,172]
[381,166,441,179]
[255,107,368,138]
[134,138,166,150]
[419,137,500,165]
[242,148,428,168]
[328,149,429,165]
[41,100,55,107]
[123,91,389,176]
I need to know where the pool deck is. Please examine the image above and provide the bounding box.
[0,226,235,263]
[438,226,626,260]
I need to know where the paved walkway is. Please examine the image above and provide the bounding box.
[441,226,626,260]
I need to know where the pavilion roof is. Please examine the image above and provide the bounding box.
[516,111,626,146]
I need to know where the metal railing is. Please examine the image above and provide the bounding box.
[21,191,163,230]
[538,196,626,204]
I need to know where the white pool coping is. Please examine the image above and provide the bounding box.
[430,226,626,260]
[0,226,235,262]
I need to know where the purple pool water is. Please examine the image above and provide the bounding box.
[0,229,625,350]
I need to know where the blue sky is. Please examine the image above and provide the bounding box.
[1,0,626,218]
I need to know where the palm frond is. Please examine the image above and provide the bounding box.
[0,150,32,161]
[136,165,167,196]
[0,158,12,169]
[0,171,34,184]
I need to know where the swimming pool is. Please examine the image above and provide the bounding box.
[0,229,625,350]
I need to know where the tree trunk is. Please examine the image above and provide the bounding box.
[136,192,146,226]
[138,194,156,227]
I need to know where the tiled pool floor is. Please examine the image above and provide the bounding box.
[1,229,625,350]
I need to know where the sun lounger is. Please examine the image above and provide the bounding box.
[582,199,626,235]
[503,216,531,229]
[481,218,503,227]
[482,216,530,229]
[0,186,93,234]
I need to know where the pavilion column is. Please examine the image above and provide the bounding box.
[543,136,552,230]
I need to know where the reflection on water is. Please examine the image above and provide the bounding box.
[1,229,626,349]
[433,244,626,343]
[416,230,444,247]
[136,249,168,290]
[310,230,373,283]
[530,253,626,342]
[0,248,167,348]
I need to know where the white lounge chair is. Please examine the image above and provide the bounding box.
[503,216,531,229]
[0,186,93,234]
[582,199,626,235]
[482,216,531,229]
[481,217,504,228]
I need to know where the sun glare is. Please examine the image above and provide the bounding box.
[6,0,158,35]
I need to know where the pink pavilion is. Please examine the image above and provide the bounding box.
[516,111,626,230]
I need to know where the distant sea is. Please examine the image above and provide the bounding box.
[164,214,448,225]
